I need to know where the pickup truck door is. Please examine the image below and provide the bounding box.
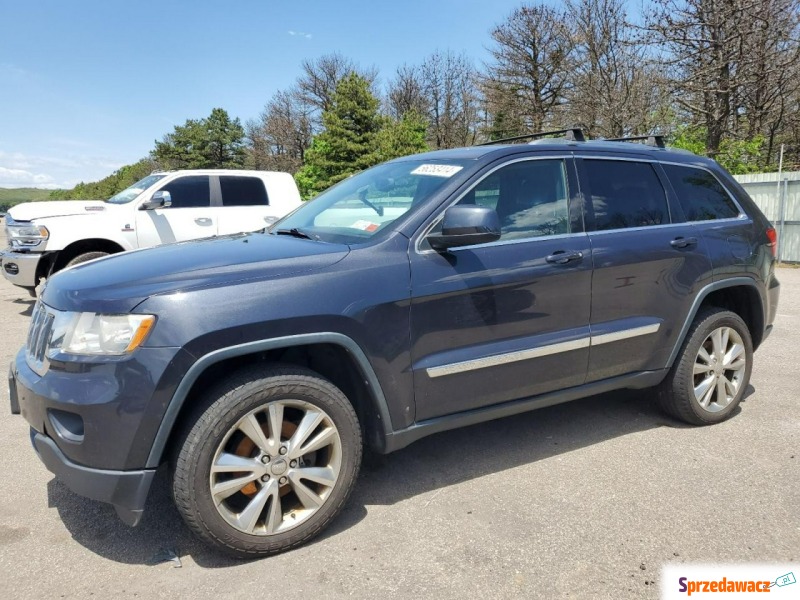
[214,175,278,235]
[135,175,217,246]
[409,156,592,421]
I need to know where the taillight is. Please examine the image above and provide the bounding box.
[766,227,777,257]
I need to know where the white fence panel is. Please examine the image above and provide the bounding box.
[734,171,800,263]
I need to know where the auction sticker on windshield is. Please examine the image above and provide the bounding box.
[411,164,463,177]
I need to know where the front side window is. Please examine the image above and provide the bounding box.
[663,164,740,221]
[584,160,669,230]
[273,160,470,244]
[158,176,211,208]
[106,174,165,204]
[454,159,571,240]
[220,176,269,206]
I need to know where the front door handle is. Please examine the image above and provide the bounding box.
[670,237,698,249]
[195,217,213,225]
[546,251,583,265]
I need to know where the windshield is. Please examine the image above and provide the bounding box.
[273,160,470,244]
[106,174,166,204]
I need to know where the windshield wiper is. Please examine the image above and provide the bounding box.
[275,227,315,240]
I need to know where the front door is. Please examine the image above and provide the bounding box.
[409,156,592,421]
[135,175,217,246]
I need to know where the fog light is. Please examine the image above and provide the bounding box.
[47,409,84,443]
[4,262,19,275]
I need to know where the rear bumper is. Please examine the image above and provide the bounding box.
[1,249,40,288]
[30,428,156,525]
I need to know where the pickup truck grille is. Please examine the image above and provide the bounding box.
[26,301,54,370]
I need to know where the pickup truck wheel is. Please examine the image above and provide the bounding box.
[172,365,362,558]
[658,308,752,425]
[65,251,109,268]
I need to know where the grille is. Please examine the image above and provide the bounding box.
[26,301,54,369]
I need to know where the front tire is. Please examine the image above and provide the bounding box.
[658,308,753,425]
[172,365,362,557]
[65,251,109,268]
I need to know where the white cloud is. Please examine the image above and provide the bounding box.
[0,166,55,188]
[0,150,126,189]
[287,30,312,39]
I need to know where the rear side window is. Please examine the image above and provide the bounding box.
[662,164,740,221]
[158,176,211,208]
[220,176,269,206]
[584,160,669,230]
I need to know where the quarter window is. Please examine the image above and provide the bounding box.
[220,176,269,206]
[457,159,570,240]
[663,164,740,221]
[158,176,211,208]
[584,160,669,230]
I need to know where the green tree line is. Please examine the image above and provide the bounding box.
[49,0,800,202]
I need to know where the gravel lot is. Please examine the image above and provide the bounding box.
[0,226,797,599]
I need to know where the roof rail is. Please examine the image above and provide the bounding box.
[605,135,665,148]
[477,128,585,146]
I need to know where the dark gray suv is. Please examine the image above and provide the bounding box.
[9,131,780,557]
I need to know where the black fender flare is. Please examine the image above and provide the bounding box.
[145,332,393,468]
[664,276,765,369]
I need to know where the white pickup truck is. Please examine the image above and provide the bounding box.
[1,169,302,295]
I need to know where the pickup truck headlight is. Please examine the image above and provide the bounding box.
[7,223,49,247]
[49,312,156,356]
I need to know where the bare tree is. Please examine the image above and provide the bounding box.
[386,64,429,119]
[736,0,800,164]
[645,0,750,156]
[484,4,576,134]
[564,0,667,138]
[246,88,313,173]
[420,50,481,148]
[296,52,378,125]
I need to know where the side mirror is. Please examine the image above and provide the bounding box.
[140,190,172,210]
[427,205,501,251]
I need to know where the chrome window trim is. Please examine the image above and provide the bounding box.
[414,155,577,256]
[425,322,661,378]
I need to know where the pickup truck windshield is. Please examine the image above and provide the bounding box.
[106,174,166,204]
[272,160,469,243]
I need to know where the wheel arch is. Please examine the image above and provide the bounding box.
[47,238,127,276]
[146,333,394,469]
[665,277,766,369]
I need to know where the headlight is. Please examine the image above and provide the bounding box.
[48,312,156,356]
[8,223,49,246]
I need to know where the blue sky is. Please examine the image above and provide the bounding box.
[0,0,531,189]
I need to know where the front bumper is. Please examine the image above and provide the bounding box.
[1,249,41,288]
[29,428,155,525]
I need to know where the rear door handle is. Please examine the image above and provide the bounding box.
[195,217,213,225]
[546,251,583,265]
[670,237,698,249]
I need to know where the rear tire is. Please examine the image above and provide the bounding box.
[657,307,753,425]
[172,365,362,558]
[65,251,109,268]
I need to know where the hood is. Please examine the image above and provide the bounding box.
[9,200,107,221]
[41,232,350,313]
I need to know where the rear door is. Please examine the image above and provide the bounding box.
[215,175,277,235]
[409,155,593,421]
[135,175,217,246]
[577,156,713,381]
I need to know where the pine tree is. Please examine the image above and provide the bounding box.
[295,73,382,198]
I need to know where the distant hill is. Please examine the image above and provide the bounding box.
[0,188,61,202]
[0,188,65,213]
